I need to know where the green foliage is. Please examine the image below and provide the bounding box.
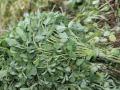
[0,12,120,90]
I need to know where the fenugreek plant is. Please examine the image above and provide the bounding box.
[0,12,120,90]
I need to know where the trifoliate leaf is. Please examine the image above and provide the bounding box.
[103,31,110,36]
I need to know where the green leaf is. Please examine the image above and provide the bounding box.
[111,48,120,56]
[0,70,7,79]
[6,38,19,46]
[65,67,71,72]
[103,31,110,37]
[76,59,84,66]
[16,27,27,41]
[59,32,68,42]
[44,17,51,25]
[59,32,68,39]
[92,0,99,5]
[56,25,66,33]
[15,82,22,88]
[35,35,45,42]
[90,64,99,73]
[68,21,84,31]
[27,66,37,77]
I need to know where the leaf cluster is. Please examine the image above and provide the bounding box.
[0,12,120,90]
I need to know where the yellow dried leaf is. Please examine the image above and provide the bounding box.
[109,34,116,42]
